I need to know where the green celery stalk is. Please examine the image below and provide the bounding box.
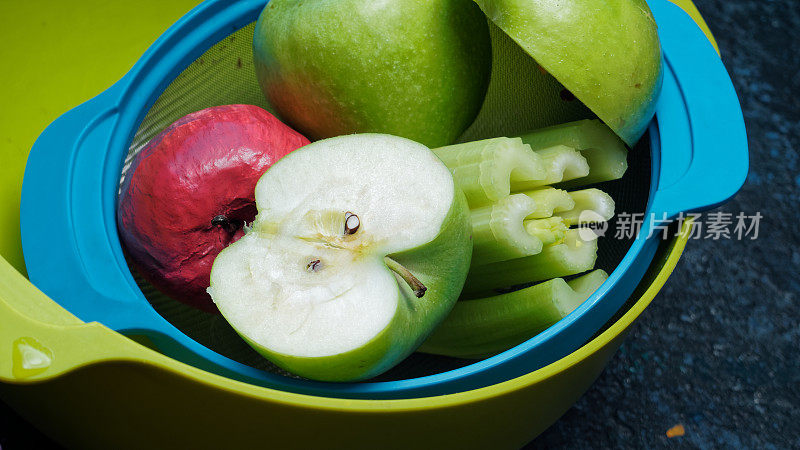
[518,187,575,219]
[419,269,609,359]
[523,217,567,247]
[566,269,609,299]
[511,145,589,190]
[463,229,598,296]
[471,194,544,266]
[556,188,616,225]
[433,137,546,207]
[518,119,628,187]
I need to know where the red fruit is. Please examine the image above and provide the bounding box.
[118,105,310,312]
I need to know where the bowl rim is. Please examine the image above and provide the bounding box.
[0,218,692,410]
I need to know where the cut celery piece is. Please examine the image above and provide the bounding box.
[511,145,589,190]
[433,137,546,207]
[420,269,609,359]
[463,229,598,296]
[537,145,591,183]
[524,217,567,247]
[518,187,575,219]
[556,188,616,226]
[567,269,610,300]
[518,119,628,187]
[420,278,574,359]
[471,194,543,266]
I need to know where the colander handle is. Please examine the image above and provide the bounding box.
[18,82,233,378]
[21,81,151,326]
[648,0,748,219]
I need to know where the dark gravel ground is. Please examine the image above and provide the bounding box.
[2,0,798,449]
[529,0,800,448]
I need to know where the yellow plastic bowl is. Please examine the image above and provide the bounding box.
[0,1,718,447]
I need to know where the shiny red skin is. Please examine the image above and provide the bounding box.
[118,105,310,312]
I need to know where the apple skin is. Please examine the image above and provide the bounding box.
[252,0,491,148]
[473,0,663,146]
[118,105,310,312]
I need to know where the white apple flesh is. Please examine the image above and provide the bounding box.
[207,134,472,381]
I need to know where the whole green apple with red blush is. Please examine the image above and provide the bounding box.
[252,0,492,148]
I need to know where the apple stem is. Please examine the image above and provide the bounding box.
[384,257,427,298]
[212,214,241,234]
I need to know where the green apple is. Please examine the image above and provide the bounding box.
[207,134,472,381]
[468,0,662,146]
[253,0,492,148]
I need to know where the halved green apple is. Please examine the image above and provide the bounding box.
[207,134,472,381]
[464,0,663,146]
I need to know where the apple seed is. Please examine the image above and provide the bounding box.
[344,212,360,235]
[306,259,323,272]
